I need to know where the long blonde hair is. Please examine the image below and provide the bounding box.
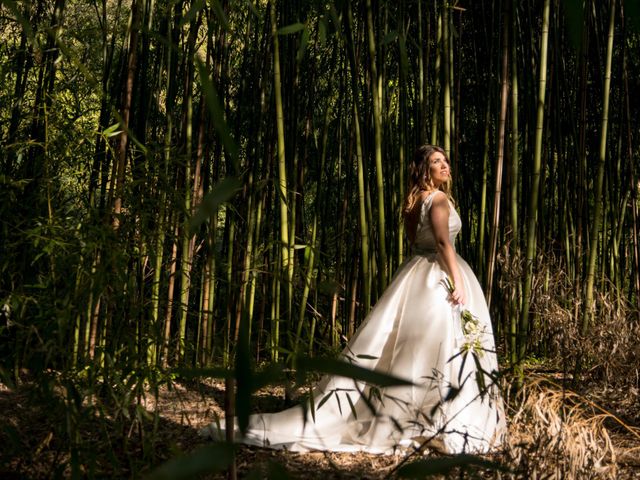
[402,145,453,218]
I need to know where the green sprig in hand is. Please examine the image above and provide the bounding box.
[442,277,484,357]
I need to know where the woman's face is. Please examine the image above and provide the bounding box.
[427,151,450,187]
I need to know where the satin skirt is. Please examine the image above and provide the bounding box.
[202,253,506,454]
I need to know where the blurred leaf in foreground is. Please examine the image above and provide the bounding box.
[146,443,236,480]
[297,357,415,387]
[189,177,242,233]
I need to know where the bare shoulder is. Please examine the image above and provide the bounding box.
[430,190,449,208]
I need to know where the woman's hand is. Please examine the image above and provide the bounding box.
[449,283,466,306]
[430,191,467,307]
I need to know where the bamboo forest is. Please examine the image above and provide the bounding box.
[1,0,639,477]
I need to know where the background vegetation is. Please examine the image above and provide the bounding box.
[1,0,639,477]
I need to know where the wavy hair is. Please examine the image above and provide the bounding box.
[402,145,453,218]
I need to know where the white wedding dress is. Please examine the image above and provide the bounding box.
[203,191,506,454]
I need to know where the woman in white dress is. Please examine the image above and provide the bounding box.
[203,145,506,454]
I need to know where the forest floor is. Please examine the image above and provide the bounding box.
[1,372,640,479]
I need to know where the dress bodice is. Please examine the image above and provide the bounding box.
[412,191,461,255]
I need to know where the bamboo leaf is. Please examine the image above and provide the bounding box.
[296,26,310,62]
[190,177,242,233]
[382,30,398,45]
[357,385,379,416]
[335,391,343,415]
[307,387,316,422]
[316,278,342,295]
[179,0,205,26]
[2,0,38,48]
[297,357,415,387]
[399,34,409,76]
[278,22,305,35]
[345,392,358,419]
[243,0,261,19]
[102,123,122,138]
[210,0,231,31]
[457,350,469,385]
[390,415,403,433]
[355,354,379,360]
[317,390,335,410]
[195,58,239,171]
[472,353,487,392]
[318,16,327,44]
[443,386,461,402]
[146,443,236,479]
[250,363,286,391]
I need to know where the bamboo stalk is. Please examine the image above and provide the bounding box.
[365,0,388,290]
[270,1,293,351]
[583,0,616,335]
[520,0,551,367]
[485,0,510,308]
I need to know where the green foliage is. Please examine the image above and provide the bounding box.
[146,443,237,479]
[189,176,242,233]
[0,0,639,477]
[296,356,415,387]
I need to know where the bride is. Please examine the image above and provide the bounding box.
[202,145,506,454]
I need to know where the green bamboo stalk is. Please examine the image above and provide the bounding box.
[583,0,616,334]
[486,0,510,308]
[430,10,442,145]
[178,63,194,363]
[442,0,451,157]
[520,0,551,365]
[365,0,388,289]
[345,3,371,314]
[112,0,141,229]
[477,102,491,280]
[294,101,332,357]
[398,37,407,266]
[204,217,218,364]
[622,16,640,313]
[509,0,520,367]
[162,217,179,367]
[270,244,280,363]
[510,0,520,243]
[417,0,425,136]
[240,175,256,339]
[223,214,235,365]
[270,1,293,345]
[149,195,165,366]
[86,252,100,361]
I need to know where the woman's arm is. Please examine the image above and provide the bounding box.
[429,192,466,305]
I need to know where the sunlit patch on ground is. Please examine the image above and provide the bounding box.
[1,374,639,478]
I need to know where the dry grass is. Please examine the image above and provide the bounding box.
[503,376,619,479]
[1,372,639,478]
[191,375,640,478]
[498,247,640,389]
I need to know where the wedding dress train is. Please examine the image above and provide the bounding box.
[202,191,506,454]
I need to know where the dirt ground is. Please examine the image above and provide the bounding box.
[1,376,639,479]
